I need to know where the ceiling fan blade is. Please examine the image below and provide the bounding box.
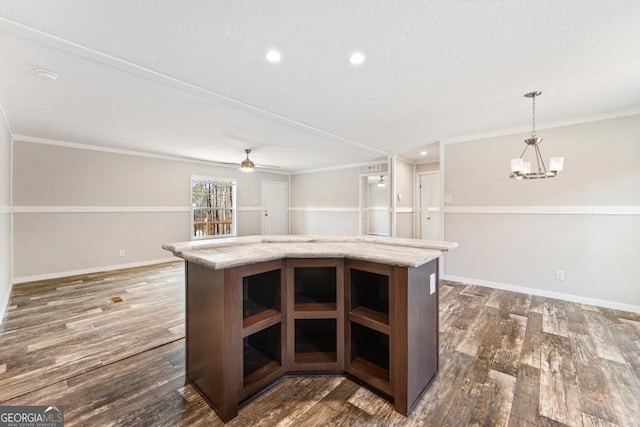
[255,164,281,170]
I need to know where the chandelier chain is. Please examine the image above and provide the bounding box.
[531,93,536,137]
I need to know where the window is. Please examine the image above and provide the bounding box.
[191,176,237,239]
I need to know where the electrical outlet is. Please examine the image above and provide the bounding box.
[430,273,436,295]
[119,249,126,257]
[555,270,565,281]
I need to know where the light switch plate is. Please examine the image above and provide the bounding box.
[430,273,436,295]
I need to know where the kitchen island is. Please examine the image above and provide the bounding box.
[163,235,457,422]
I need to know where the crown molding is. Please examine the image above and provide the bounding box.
[442,109,640,145]
[13,134,292,174]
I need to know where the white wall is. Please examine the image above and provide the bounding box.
[12,139,287,281]
[443,114,640,311]
[416,162,439,173]
[0,109,11,323]
[290,166,361,235]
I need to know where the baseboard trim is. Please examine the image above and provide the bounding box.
[441,274,640,314]
[13,257,179,285]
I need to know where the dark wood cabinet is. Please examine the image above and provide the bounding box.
[184,256,438,422]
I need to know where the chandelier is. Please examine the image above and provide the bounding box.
[510,91,563,179]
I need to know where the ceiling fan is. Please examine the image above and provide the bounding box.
[212,149,280,172]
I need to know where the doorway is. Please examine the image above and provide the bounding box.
[360,174,390,236]
[262,181,288,235]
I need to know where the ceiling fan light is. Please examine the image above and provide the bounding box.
[240,149,255,172]
[240,159,254,172]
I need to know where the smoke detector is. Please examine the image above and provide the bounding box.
[35,69,59,81]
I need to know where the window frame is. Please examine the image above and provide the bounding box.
[191,175,238,240]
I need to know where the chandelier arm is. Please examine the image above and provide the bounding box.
[519,145,528,159]
[534,145,543,174]
[536,144,548,173]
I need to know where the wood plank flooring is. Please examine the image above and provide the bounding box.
[1,263,639,426]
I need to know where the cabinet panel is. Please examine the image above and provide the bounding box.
[345,261,393,395]
[286,259,344,371]
[238,260,286,399]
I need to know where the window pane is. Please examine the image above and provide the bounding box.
[191,177,236,239]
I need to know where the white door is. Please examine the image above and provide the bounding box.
[263,181,288,235]
[420,174,440,240]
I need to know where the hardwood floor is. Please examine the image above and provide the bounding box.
[1,263,639,426]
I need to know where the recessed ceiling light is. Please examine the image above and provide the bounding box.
[34,68,59,81]
[420,151,427,156]
[266,49,282,63]
[349,52,365,65]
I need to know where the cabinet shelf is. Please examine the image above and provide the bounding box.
[349,306,390,335]
[294,301,337,312]
[294,319,337,364]
[350,268,389,315]
[243,349,281,388]
[350,322,390,389]
[243,323,281,389]
[243,309,282,337]
[242,269,281,336]
[351,356,390,383]
[294,268,337,305]
[295,351,337,364]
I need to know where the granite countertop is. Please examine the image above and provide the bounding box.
[163,235,457,270]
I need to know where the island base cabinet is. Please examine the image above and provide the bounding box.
[183,257,439,422]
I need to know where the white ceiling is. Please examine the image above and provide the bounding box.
[0,1,639,172]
